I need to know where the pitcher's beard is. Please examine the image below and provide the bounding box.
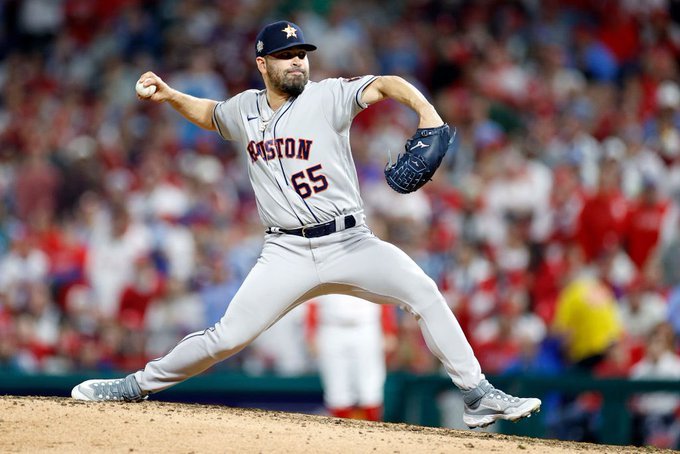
[281,78,306,96]
[268,63,308,97]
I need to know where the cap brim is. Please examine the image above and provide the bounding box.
[265,43,317,55]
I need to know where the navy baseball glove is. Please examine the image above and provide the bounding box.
[384,123,458,194]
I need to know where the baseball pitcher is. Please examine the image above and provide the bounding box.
[72,21,540,429]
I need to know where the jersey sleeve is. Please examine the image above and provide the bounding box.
[322,75,378,132]
[212,94,243,141]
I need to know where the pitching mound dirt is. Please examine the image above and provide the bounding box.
[0,395,669,453]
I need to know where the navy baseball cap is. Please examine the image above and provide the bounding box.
[255,21,317,57]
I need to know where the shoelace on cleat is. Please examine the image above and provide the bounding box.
[92,380,126,401]
[485,387,521,403]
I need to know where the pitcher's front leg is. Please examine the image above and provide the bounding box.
[135,238,320,393]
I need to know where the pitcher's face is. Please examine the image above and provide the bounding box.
[259,48,309,97]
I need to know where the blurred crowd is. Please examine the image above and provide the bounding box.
[2,0,680,445]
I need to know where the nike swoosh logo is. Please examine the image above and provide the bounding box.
[410,140,429,150]
[247,116,258,121]
[485,401,504,411]
[483,399,503,411]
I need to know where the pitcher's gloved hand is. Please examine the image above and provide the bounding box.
[384,124,458,194]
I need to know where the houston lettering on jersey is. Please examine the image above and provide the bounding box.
[246,138,313,162]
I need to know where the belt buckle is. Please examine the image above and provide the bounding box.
[301,226,310,238]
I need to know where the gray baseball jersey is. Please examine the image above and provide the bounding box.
[132,76,484,396]
[212,76,374,228]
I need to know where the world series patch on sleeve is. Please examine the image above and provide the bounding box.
[384,123,458,194]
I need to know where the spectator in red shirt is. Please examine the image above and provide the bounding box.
[576,157,629,262]
[14,145,62,223]
[117,256,163,329]
[623,178,671,271]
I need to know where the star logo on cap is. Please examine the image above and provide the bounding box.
[282,24,297,39]
[256,40,264,53]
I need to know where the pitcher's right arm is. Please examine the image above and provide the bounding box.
[136,71,218,131]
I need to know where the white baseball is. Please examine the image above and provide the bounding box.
[135,80,157,98]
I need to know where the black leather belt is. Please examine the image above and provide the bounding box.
[266,215,357,238]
